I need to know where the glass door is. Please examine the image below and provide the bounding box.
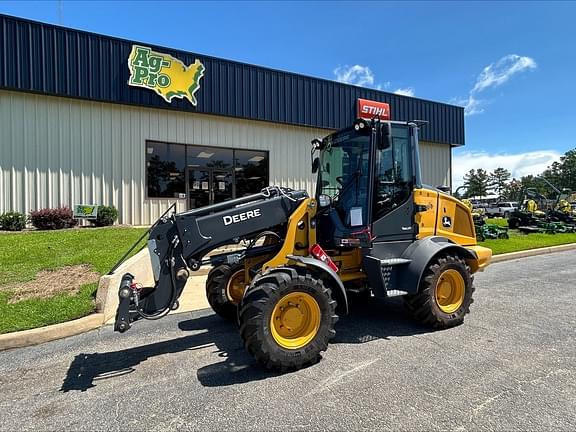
[212,170,233,205]
[187,169,211,209]
[186,168,234,209]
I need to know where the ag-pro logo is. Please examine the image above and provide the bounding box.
[128,45,205,106]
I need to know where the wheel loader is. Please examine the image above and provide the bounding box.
[114,118,492,371]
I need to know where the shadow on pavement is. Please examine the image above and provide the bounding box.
[61,298,430,391]
[60,314,276,392]
[334,296,431,344]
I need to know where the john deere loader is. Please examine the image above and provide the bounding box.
[114,118,492,371]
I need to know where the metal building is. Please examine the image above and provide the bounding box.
[0,14,464,225]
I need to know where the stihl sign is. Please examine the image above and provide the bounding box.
[357,98,390,120]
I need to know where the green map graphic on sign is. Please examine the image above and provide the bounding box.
[127,45,205,106]
[73,205,98,219]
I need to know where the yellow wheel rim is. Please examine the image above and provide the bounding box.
[225,269,246,305]
[435,269,465,314]
[270,292,321,350]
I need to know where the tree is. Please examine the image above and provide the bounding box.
[463,168,490,197]
[519,174,548,196]
[506,178,524,202]
[541,161,562,193]
[557,149,576,191]
[489,167,511,197]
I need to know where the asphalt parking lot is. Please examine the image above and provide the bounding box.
[1,251,575,431]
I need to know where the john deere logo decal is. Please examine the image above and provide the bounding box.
[128,45,205,106]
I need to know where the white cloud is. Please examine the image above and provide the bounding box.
[452,150,561,188]
[375,81,391,91]
[333,65,375,87]
[472,55,537,93]
[453,95,484,116]
[393,87,415,97]
[453,54,537,116]
[333,65,395,91]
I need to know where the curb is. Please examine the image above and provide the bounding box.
[490,242,576,263]
[2,242,575,351]
[0,313,104,351]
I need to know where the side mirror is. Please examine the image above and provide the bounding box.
[312,157,320,174]
[378,122,391,150]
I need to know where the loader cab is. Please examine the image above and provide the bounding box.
[314,120,421,249]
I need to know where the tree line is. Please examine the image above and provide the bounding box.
[456,148,576,201]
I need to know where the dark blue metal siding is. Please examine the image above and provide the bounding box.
[0,14,464,145]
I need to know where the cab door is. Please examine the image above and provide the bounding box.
[370,125,415,243]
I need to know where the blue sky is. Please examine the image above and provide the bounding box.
[1,1,575,186]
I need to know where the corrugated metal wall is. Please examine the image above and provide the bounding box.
[0,14,465,146]
[419,141,451,189]
[0,90,451,225]
[0,90,331,224]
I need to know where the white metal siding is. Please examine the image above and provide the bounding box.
[0,90,331,225]
[419,141,451,189]
[0,90,451,225]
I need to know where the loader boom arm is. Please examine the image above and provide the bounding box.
[114,187,307,332]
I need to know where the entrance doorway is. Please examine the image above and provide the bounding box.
[186,168,233,209]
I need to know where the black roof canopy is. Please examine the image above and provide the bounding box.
[0,14,464,145]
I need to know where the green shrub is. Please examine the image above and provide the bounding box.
[92,205,118,227]
[0,211,27,231]
[29,207,78,230]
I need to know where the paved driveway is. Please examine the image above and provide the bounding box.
[1,252,575,431]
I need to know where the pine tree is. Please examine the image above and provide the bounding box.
[463,169,490,197]
[489,167,511,197]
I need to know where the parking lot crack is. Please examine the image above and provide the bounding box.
[296,364,374,425]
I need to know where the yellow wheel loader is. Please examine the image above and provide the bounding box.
[114,118,492,371]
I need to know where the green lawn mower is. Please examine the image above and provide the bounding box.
[475,219,509,242]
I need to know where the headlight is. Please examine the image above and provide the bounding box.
[318,194,332,208]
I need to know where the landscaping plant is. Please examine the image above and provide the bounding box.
[92,205,118,227]
[29,207,78,230]
[0,211,27,231]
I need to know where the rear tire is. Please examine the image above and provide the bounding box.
[239,267,338,371]
[404,254,474,329]
[206,264,245,321]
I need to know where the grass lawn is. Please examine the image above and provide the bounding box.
[483,230,576,255]
[0,227,147,334]
[485,217,509,227]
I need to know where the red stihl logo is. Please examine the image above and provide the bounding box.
[357,98,390,120]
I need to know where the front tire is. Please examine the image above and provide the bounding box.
[239,267,338,371]
[404,254,474,329]
[206,264,245,320]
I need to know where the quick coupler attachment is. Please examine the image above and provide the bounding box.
[114,273,135,333]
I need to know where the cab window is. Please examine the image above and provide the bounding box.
[373,125,413,220]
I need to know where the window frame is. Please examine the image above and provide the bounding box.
[144,140,270,200]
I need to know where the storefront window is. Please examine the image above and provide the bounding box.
[235,149,269,197]
[146,142,186,198]
[187,146,233,169]
[146,142,269,204]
